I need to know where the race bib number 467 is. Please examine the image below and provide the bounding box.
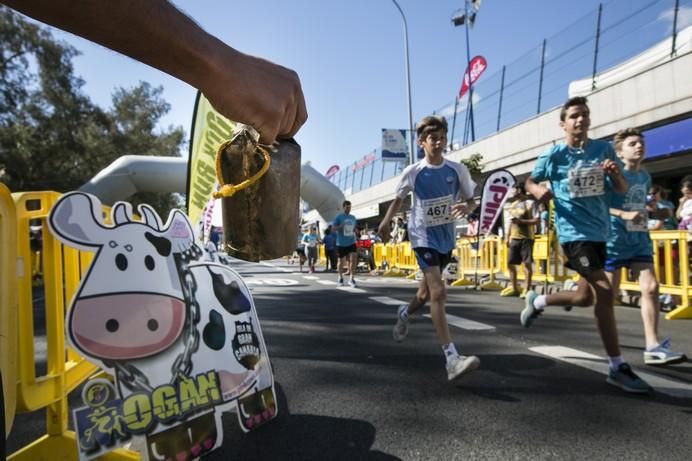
[568,166,604,198]
[423,195,453,227]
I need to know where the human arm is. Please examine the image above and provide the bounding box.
[452,198,476,218]
[4,0,307,143]
[378,197,403,243]
[609,208,646,223]
[602,159,627,194]
[526,176,553,203]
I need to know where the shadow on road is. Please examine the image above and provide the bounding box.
[206,383,400,461]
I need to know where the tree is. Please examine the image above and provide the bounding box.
[0,6,185,217]
[461,152,484,183]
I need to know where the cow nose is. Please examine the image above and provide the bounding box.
[70,293,185,360]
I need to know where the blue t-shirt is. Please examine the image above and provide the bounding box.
[396,158,476,253]
[607,169,653,260]
[302,233,318,248]
[333,213,357,246]
[531,139,619,244]
[323,232,337,250]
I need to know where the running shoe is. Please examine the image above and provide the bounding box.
[520,291,541,328]
[606,363,651,394]
[519,289,528,299]
[348,279,357,288]
[337,278,344,287]
[392,304,409,342]
[500,286,519,297]
[446,355,480,381]
[644,338,686,365]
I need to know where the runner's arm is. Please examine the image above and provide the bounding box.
[526,177,553,203]
[378,198,403,243]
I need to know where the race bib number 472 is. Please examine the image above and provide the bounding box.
[568,166,604,198]
[423,195,453,227]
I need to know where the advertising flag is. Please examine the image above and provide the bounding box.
[459,55,487,99]
[186,91,235,235]
[478,169,515,235]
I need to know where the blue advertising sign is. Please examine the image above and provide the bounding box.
[643,117,692,160]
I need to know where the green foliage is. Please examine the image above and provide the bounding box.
[0,6,185,217]
[460,152,484,181]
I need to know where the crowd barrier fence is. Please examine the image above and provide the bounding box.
[365,231,691,320]
[6,190,137,460]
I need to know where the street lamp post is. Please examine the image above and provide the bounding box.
[452,0,481,144]
[391,0,415,166]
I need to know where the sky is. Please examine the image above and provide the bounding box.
[33,0,690,176]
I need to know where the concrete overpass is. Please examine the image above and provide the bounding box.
[333,49,692,223]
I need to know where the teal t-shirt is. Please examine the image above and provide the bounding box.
[531,139,619,244]
[333,213,357,246]
[607,169,653,260]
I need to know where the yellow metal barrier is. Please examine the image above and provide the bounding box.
[372,243,384,269]
[451,236,503,289]
[9,191,137,461]
[383,243,404,276]
[501,233,574,286]
[1,183,18,438]
[397,242,417,278]
[618,230,692,320]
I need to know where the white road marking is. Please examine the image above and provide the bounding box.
[244,278,299,286]
[337,286,367,294]
[259,261,293,273]
[369,296,407,305]
[303,276,319,280]
[530,345,692,399]
[423,314,496,331]
[318,280,337,285]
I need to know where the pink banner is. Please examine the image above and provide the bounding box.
[478,170,515,235]
[459,55,487,99]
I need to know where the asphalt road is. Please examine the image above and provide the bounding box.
[6,257,692,460]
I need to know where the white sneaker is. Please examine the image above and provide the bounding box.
[337,278,344,287]
[392,305,409,342]
[348,279,357,288]
[446,355,480,381]
[644,338,686,365]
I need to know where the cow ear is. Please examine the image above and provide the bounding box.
[162,209,195,253]
[48,192,111,250]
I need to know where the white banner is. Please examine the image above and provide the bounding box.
[478,170,516,236]
[381,129,408,160]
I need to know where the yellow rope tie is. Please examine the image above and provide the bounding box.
[213,140,271,199]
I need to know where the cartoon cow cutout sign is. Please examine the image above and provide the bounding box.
[48,192,277,461]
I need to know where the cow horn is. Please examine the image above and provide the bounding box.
[113,203,130,225]
[140,205,162,231]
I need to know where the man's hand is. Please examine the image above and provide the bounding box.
[451,203,470,218]
[531,186,554,204]
[602,159,621,177]
[206,51,307,144]
[621,210,644,222]
[378,222,391,244]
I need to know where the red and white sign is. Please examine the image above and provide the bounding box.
[352,151,377,172]
[479,169,515,235]
[325,165,340,178]
[459,55,487,99]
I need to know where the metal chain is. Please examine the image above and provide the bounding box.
[112,243,204,393]
[170,244,203,383]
